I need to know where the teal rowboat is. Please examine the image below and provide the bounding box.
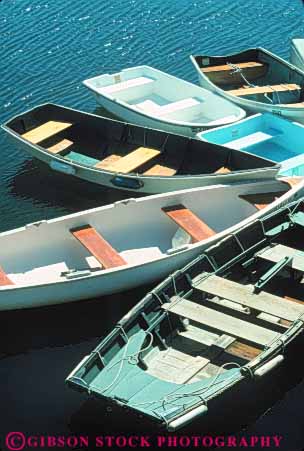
[66,199,304,430]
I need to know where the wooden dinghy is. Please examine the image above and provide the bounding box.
[0,178,301,310]
[2,104,279,194]
[190,48,304,124]
[66,196,304,430]
[197,113,304,177]
[82,65,246,137]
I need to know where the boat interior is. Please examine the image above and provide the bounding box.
[5,104,276,177]
[199,113,304,173]
[75,201,304,403]
[0,181,292,288]
[195,48,304,105]
[84,66,243,125]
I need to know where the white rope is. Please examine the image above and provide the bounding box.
[227,62,277,104]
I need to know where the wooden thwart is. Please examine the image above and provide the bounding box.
[201,61,264,73]
[22,121,72,144]
[214,166,231,174]
[162,298,279,346]
[95,154,122,169]
[162,204,215,243]
[71,225,126,269]
[0,266,14,287]
[282,102,304,107]
[228,83,301,97]
[239,192,280,210]
[256,244,304,273]
[143,164,177,176]
[47,139,73,154]
[100,147,160,174]
[194,274,304,322]
[225,341,261,360]
[201,62,267,85]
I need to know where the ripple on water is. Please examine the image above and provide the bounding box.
[1,0,304,443]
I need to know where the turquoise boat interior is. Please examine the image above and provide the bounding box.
[197,113,304,177]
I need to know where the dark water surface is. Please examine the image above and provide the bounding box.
[1,0,304,449]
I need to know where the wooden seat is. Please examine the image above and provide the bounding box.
[47,139,73,154]
[256,244,304,273]
[194,274,304,322]
[201,62,267,85]
[95,154,122,169]
[281,102,304,107]
[239,192,281,210]
[0,266,13,287]
[228,84,301,97]
[143,164,177,176]
[280,176,303,188]
[71,225,127,269]
[162,204,215,243]
[214,166,231,174]
[97,147,160,174]
[253,203,269,210]
[21,121,72,144]
[162,298,279,346]
[201,61,264,73]
[225,341,261,360]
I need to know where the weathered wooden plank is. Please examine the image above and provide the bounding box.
[225,341,261,360]
[147,347,209,384]
[256,244,304,273]
[22,121,72,144]
[162,299,279,346]
[0,266,14,286]
[102,147,160,174]
[228,83,301,97]
[47,139,73,154]
[162,204,215,243]
[194,274,304,322]
[71,225,126,269]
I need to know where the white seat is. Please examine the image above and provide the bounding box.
[99,77,154,95]
[225,131,275,150]
[157,97,200,116]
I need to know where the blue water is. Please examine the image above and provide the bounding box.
[1,0,304,449]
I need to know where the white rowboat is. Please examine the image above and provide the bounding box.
[0,178,301,310]
[83,65,246,137]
